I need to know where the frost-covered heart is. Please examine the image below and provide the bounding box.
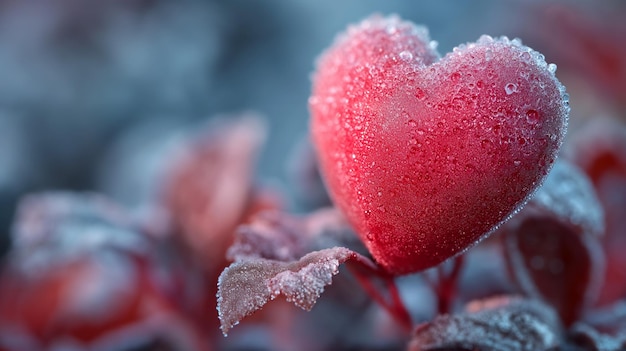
[310,15,569,274]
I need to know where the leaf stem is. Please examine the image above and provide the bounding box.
[346,254,413,332]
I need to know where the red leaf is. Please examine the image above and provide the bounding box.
[566,323,626,351]
[0,192,208,350]
[502,160,605,325]
[226,208,354,262]
[217,246,369,336]
[217,209,415,335]
[162,114,268,269]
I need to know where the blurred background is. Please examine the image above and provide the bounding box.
[1,0,626,350]
[0,0,624,254]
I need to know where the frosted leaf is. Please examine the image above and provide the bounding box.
[217,246,370,336]
[226,208,356,262]
[501,160,606,326]
[12,192,139,250]
[566,323,626,351]
[8,192,149,275]
[162,114,268,268]
[408,297,561,351]
[532,160,604,236]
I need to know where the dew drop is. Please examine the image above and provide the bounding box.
[408,119,417,127]
[408,138,418,145]
[451,72,461,82]
[485,49,493,61]
[417,128,425,135]
[480,139,493,149]
[505,83,518,95]
[415,88,425,100]
[525,109,540,124]
[547,63,557,74]
[562,92,570,107]
[350,153,356,159]
[513,160,521,166]
[521,51,531,61]
[399,50,413,61]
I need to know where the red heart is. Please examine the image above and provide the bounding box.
[310,15,569,274]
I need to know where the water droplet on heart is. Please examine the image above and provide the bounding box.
[476,80,483,89]
[505,83,518,95]
[377,191,382,197]
[417,128,425,135]
[514,160,521,166]
[481,139,493,149]
[366,233,374,241]
[408,119,417,127]
[408,138,418,145]
[351,153,356,159]
[451,72,461,82]
[386,24,398,35]
[485,49,493,61]
[526,109,540,124]
[399,50,413,61]
[415,88,425,100]
[547,63,557,74]
[521,51,531,61]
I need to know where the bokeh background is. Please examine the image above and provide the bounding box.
[1,0,624,254]
[1,0,626,350]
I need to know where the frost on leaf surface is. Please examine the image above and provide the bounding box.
[226,208,356,262]
[217,247,362,335]
[217,209,372,336]
[502,160,605,326]
[565,323,626,351]
[408,297,561,351]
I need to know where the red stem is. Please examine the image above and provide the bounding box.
[434,255,465,314]
[346,256,413,333]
